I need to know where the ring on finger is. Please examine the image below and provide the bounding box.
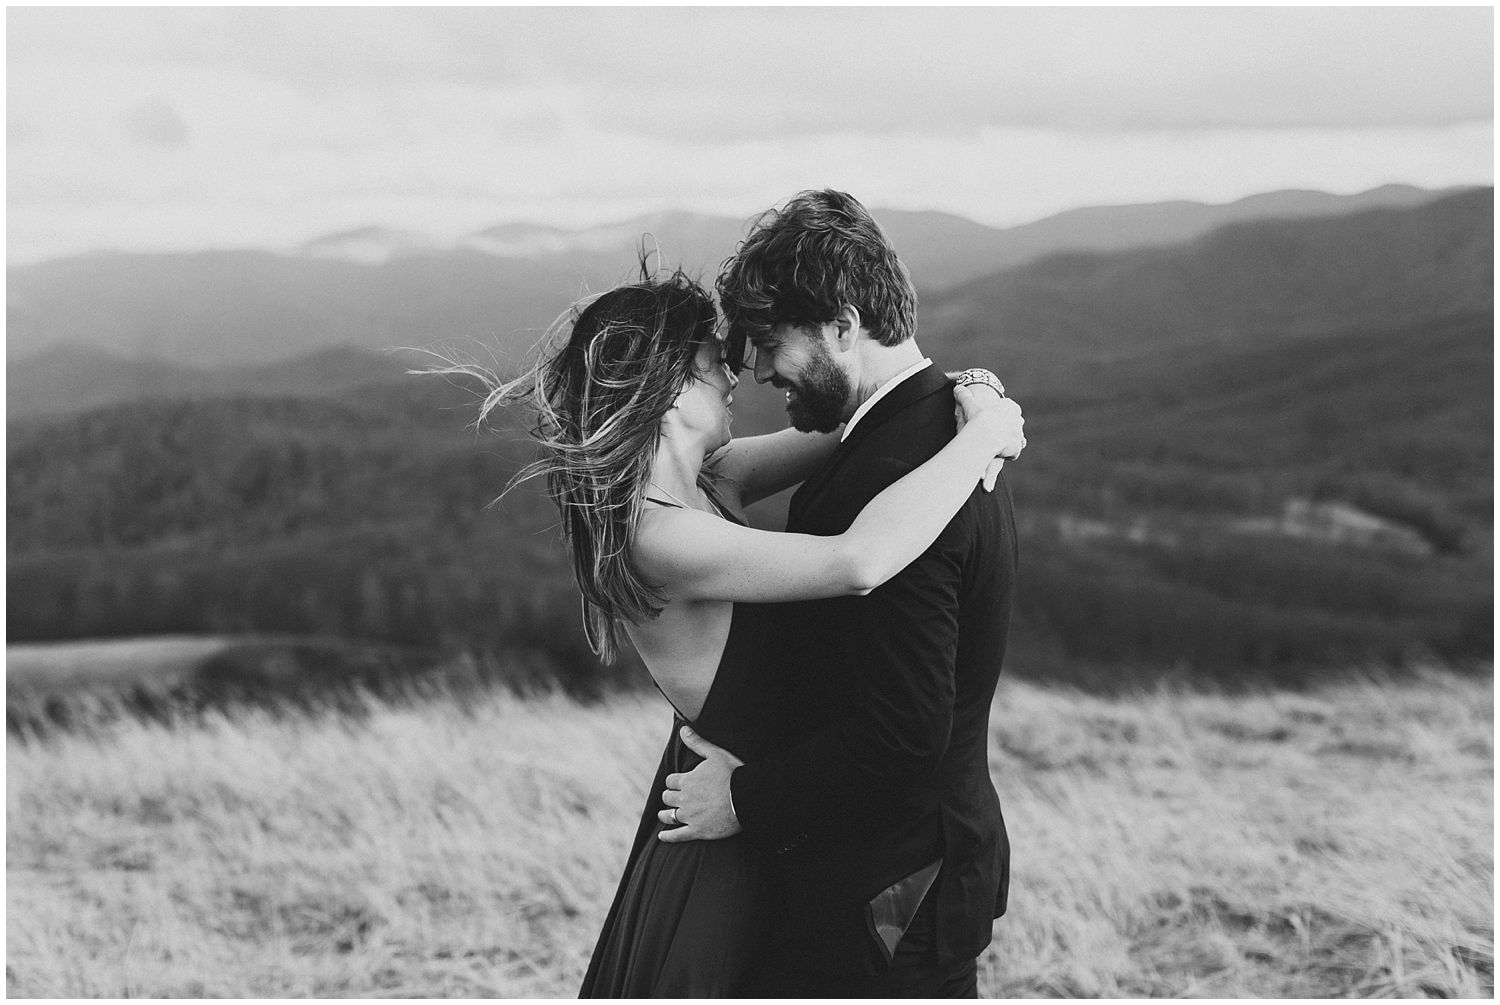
[671,807,680,825]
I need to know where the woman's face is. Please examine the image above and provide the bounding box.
[673,338,739,451]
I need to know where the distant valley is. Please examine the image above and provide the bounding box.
[6,183,1472,374]
[6,185,1492,697]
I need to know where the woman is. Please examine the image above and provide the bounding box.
[437,266,1024,995]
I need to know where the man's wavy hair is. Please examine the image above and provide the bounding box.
[716,189,917,350]
[422,261,733,663]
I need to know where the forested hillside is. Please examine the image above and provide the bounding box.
[7,379,627,696]
[8,324,1490,691]
[925,188,1492,392]
[1006,311,1491,683]
[7,190,1492,697]
[6,344,415,421]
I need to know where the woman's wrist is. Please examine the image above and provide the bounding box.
[960,407,1007,456]
[954,368,1006,398]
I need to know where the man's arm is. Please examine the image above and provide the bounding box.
[710,381,1021,507]
[735,516,965,849]
[662,457,971,848]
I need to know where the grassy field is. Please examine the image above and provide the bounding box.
[7,668,1493,997]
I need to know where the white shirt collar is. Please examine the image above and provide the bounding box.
[841,358,933,442]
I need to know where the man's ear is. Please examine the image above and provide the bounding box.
[829,305,862,353]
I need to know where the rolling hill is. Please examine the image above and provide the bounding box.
[413,183,1472,289]
[922,187,1493,393]
[8,313,1490,688]
[965,183,1464,270]
[7,184,1491,694]
[5,249,582,369]
[6,185,1468,370]
[7,343,417,422]
[6,376,621,694]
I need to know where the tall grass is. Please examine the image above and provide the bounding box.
[7,669,1492,997]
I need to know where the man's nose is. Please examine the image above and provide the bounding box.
[754,354,774,384]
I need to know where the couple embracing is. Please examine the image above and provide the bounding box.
[468,190,1023,996]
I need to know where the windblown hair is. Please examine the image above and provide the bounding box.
[716,189,917,350]
[424,263,729,663]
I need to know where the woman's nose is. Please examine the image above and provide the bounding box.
[724,364,739,388]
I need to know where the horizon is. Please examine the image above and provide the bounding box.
[7,180,1485,267]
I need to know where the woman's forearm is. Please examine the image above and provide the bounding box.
[713,427,843,504]
[633,409,1006,605]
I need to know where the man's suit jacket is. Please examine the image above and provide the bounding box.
[730,362,1018,976]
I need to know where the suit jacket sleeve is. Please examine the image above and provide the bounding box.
[730,456,970,852]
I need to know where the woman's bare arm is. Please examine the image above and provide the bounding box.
[709,371,1024,506]
[707,428,843,507]
[634,387,1022,604]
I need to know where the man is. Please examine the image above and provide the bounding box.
[660,189,1019,995]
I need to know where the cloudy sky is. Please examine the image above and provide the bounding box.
[7,7,1493,263]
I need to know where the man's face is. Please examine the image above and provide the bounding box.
[750,323,853,433]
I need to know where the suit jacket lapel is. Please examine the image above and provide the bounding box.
[788,363,950,531]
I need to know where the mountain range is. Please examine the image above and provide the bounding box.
[7,184,1472,375]
[924,187,1493,393]
[7,343,427,423]
[298,183,1464,282]
[7,182,1491,688]
[9,314,1489,687]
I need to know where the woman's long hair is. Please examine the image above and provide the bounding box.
[422,262,731,663]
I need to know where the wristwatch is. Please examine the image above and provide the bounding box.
[954,368,1006,397]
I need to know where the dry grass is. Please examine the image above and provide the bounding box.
[7,668,1493,997]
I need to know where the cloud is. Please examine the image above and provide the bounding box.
[4,7,1492,261]
[6,8,529,88]
[8,7,1492,138]
[123,97,190,147]
[8,119,1491,264]
[566,7,1493,138]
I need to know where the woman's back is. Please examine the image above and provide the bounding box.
[624,480,744,722]
[625,595,732,723]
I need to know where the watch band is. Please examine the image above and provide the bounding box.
[954,367,1006,397]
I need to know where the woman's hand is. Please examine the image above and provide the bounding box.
[954,382,1026,490]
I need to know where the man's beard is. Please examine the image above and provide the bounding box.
[785,341,852,433]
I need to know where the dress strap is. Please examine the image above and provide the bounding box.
[698,479,746,526]
[646,490,742,525]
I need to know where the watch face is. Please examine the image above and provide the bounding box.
[959,369,1005,397]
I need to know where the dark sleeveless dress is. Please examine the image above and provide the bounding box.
[579,490,797,997]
